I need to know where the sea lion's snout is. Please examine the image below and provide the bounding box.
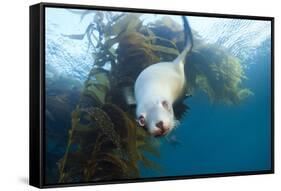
[153,121,170,137]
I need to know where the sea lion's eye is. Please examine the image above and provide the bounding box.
[138,115,146,127]
[162,100,169,110]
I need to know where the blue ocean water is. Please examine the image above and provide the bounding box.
[45,8,272,181]
[141,40,271,177]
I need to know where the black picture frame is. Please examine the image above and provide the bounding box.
[30,2,275,189]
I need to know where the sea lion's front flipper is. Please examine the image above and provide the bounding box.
[122,86,136,106]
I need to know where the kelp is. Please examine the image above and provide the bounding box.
[185,45,253,104]
[58,104,161,182]
[82,67,110,106]
[58,106,127,182]
[55,12,252,183]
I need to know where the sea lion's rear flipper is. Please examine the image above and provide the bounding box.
[174,16,193,65]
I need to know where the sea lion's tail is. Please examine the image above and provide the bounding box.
[174,16,193,65]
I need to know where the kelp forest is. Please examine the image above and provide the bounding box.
[45,11,252,184]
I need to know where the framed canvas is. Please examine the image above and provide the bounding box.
[29,2,274,188]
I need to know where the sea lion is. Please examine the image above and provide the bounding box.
[134,16,193,137]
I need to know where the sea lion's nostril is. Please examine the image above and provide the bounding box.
[156,121,164,130]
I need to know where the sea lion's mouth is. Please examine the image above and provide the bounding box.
[154,129,169,137]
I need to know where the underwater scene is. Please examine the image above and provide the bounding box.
[45,7,272,184]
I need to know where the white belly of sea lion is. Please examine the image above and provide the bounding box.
[135,61,185,105]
